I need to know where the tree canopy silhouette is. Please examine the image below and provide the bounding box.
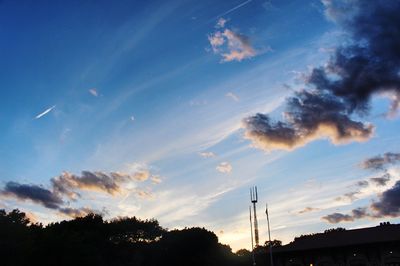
[0,209,245,266]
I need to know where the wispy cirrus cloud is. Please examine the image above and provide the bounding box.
[335,191,360,202]
[136,189,154,200]
[58,207,99,218]
[298,207,320,214]
[213,0,252,20]
[226,92,239,102]
[150,175,162,185]
[334,180,370,202]
[199,151,216,158]
[216,162,232,174]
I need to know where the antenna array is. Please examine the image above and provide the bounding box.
[250,186,259,246]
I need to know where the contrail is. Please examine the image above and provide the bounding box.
[35,105,56,119]
[211,0,252,21]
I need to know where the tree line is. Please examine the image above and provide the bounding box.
[0,209,259,266]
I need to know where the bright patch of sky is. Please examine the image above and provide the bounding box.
[1,0,400,251]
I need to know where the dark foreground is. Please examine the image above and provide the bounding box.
[2,209,399,266]
[0,209,255,266]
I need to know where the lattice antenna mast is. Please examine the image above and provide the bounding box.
[250,186,259,246]
[249,206,256,266]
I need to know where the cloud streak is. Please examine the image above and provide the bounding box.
[199,151,216,158]
[370,173,391,187]
[58,207,98,218]
[213,0,252,20]
[226,92,240,102]
[298,207,320,214]
[361,152,400,170]
[335,191,360,202]
[35,105,56,119]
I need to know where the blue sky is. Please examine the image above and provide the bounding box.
[1,0,400,251]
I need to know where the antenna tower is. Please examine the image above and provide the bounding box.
[249,206,256,266]
[250,186,259,246]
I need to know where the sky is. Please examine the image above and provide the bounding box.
[1,0,400,251]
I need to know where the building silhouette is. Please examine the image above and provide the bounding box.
[270,223,400,266]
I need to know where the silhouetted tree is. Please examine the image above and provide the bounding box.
[264,239,282,247]
[0,209,34,265]
[0,209,245,266]
[324,227,346,233]
[235,249,252,265]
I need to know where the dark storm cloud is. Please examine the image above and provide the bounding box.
[351,207,368,219]
[323,181,400,223]
[370,173,391,186]
[0,182,95,218]
[322,207,368,223]
[361,152,400,170]
[243,0,400,151]
[51,170,150,199]
[243,91,373,150]
[317,0,400,110]
[52,171,120,197]
[322,212,353,223]
[0,180,110,219]
[1,182,63,209]
[1,167,155,217]
[371,180,400,217]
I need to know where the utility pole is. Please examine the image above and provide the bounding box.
[265,203,274,266]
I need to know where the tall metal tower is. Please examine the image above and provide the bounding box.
[250,186,259,246]
[249,206,256,266]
